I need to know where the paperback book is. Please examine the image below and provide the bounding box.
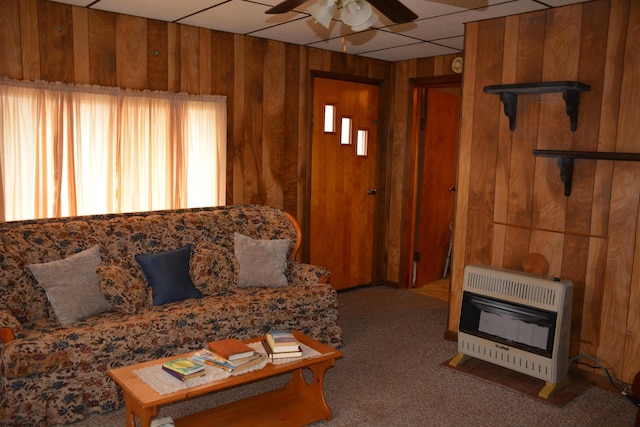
[161,357,205,381]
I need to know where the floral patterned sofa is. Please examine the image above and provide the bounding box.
[0,205,342,426]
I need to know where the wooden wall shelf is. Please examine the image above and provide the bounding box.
[533,150,640,196]
[484,81,591,131]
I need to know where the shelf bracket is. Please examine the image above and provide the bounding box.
[557,157,574,197]
[500,92,518,131]
[562,89,581,131]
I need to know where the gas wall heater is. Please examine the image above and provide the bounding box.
[450,264,573,399]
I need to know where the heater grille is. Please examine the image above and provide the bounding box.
[458,336,550,378]
[465,267,559,310]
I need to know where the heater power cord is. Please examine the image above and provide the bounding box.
[571,354,640,408]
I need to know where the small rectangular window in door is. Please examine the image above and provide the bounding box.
[341,117,352,145]
[356,129,368,157]
[323,104,336,133]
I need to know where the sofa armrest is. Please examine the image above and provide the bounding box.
[287,261,331,285]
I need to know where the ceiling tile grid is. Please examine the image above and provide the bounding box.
[51,0,593,62]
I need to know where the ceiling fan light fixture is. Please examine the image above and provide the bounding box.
[307,0,338,29]
[340,0,377,32]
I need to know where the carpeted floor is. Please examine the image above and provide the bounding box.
[61,286,637,426]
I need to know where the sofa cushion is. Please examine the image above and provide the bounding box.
[136,244,203,305]
[97,263,150,313]
[27,245,112,326]
[234,232,289,288]
[190,242,239,296]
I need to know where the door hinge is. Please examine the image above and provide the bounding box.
[414,251,421,262]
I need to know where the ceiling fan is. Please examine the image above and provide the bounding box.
[266,0,418,31]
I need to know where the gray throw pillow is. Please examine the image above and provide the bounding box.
[234,232,290,288]
[28,245,112,326]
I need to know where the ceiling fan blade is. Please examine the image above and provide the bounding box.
[367,0,418,24]
[266,0,309,14]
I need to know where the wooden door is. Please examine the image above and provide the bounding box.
[310,78,378,290]
[414,87,459,287]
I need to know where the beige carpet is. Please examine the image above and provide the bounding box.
[59,286,637,427]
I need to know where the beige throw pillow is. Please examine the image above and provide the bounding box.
[233,232,290,288]
[28,245,112,326]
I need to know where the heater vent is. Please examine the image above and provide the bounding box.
[459,336,551,378]
[466,268,559,309]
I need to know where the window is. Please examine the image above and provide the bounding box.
[0,80,227,221]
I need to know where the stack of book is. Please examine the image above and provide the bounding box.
[162,357,205,381]
[192,338,265,373]
[262,330,303,360]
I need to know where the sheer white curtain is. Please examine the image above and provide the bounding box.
[0,79,227,221]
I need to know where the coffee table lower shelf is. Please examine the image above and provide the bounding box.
[175,381,331,426]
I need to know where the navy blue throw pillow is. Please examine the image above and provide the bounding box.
[135,244,203,306]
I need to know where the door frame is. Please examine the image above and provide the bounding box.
[304,71,388,286]
[401,74,462,290]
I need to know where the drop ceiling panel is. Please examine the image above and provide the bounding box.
[50,0,593,61]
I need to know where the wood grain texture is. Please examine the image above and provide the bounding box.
[72,6,89,84]
[619,0,640,381]
[147,20,169,92]
[89,9,116,87]
[198,28,211,95]
[116,14,147,90]
[0,0,22,79]
[19,0,40,81]
[38,0,73,83]
[180,25,199,94]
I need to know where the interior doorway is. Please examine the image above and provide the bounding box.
[309,77,379,291]
[407,77,461,297]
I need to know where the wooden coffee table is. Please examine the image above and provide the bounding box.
[108,331,343,427]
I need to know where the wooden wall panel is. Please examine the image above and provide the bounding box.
[38,0,73,83]
[493,16,518,225]
[465,18,504,265]
[198,28,211,95]
[283,44,301,217]
[180,25,199,94]
[19,0,40,81]
[72,7,90,84]
[0,0,22,79]
[116,15,147,90]
[580,236,607,358]
[617,0,640,381]
[451,0,640,384]
[147,20,169,92]
[89,10,116,87]
[507,12,545,228]
[263,40,286,208]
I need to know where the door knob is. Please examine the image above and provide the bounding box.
[367,189,377,195]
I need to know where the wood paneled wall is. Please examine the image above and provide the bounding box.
[451,0,640,384]
[0,0,456,278]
